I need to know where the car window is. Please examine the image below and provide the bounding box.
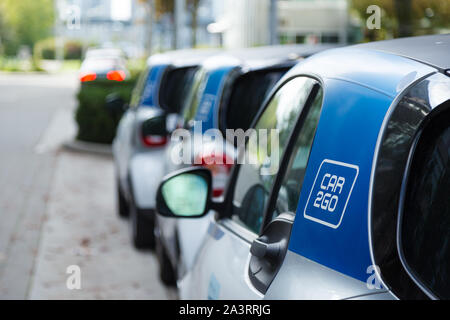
[400,107,450,299]
[129,67,150,108]
[159,67,198,114]
[182,68,207,128]
[231,77,318,234]
[269,88,323,221]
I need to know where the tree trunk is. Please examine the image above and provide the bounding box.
[394,0,413,37]
[146,1,154,55]
[191,0,199,48]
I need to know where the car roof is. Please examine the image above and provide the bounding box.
[147,48,222,68]
[85,48,125,59]
[201,44,338,71]
[351,34,450,71]
[286,35,444,98]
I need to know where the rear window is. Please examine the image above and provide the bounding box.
[400,104,450,299]
[159,66,198,114]
[220,68,289,134]
[81,58,123,73]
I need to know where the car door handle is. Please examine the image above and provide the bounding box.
[250,238,283,261]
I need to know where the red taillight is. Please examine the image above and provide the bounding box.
[107,70,126,81]
[80,72,97,82]
[195,151,233,197]
[142,135,167,147]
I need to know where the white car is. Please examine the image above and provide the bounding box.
[111,49,220,248]
[155,44,335,285]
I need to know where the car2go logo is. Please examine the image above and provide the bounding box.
[304,159,359,229]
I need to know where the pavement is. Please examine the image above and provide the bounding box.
[0,72,175,299]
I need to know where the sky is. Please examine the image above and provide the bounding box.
[111,0,132,21]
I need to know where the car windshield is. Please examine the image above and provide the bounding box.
[81,58,123,73]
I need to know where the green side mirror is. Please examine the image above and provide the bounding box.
[156,168,212,218]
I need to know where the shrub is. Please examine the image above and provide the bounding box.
[34,38,83,60]
[75,79,136,144]
[64,40,82,60]
[34,38,55,60]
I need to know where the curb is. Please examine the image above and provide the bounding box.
[63,139,113,156]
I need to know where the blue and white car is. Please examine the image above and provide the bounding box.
[156,35,450,299]
[155,45,334,285]
[112,49,219,248]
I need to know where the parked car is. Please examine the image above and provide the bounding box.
[156,35,450,299]
[111,49,220,248]
[85,47,126,59]
[79,52,129,82]
[155,44,336,285]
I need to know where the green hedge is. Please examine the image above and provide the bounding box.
[75,79,136,144]
[34,38,84,60]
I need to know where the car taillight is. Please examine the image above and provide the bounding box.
[80,72,97,82]
[141,135,167,147]
[195,151,233,197]
[107,70,126,81]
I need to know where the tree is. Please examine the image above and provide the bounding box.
[187,0,201,47]
[350,0,449,41]
[394,0,413,37]
[0,0,54,56]
[154,0,175,20]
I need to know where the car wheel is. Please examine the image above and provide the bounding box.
[155,227,176,286]
[129,197,155,249]
[117,184,129,218]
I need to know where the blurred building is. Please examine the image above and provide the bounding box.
[55,0,350,55]
[277,0,348,44]
[55,0,147,57]
[210,0,348,48]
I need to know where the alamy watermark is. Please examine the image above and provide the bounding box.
[66,265,81,290]
[170,121,280,176]
[366,264,383,290]
[366,5,381,30]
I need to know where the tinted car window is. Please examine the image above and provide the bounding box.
[221,68,289,134]
[231,77,318,234]
[401,106,450,299]
[182,68,207,128]
[159,67,198,114]
[130,67,150,108]
[269,88,323,221]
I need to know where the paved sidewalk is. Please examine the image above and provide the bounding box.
[28,150,174,299]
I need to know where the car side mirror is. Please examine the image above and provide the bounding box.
[105,93,126,114]
[156,167,212,218]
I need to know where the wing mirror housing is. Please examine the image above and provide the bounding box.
[156,167,214,218]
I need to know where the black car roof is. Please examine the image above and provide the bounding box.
[352,34,450,71]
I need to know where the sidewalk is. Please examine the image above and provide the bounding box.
[28,150,174,299]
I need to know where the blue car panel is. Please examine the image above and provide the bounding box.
[289,79,393,282]
[287,48,436,98]
[140,64,168,107]
[194,66,235,133]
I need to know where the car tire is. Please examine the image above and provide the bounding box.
[130,197,155,249]
[117,184,129,218]
[155,227,177,286]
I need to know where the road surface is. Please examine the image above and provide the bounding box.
[0,72,173,299]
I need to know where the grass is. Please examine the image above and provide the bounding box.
[0,56,44,72]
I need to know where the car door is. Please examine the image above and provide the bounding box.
[114,67,150,183]
[180,76,324,299]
